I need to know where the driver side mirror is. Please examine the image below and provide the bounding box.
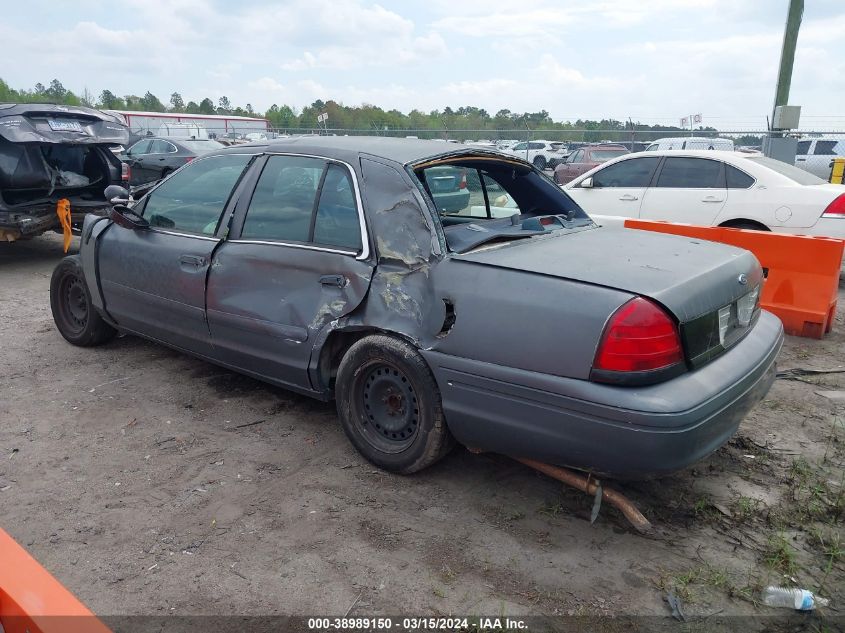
[104,184,131,205]
[580,177,594,188]
[109,205,149,231]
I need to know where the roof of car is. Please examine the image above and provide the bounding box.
[223,135,493,166]
[627,149,758,160]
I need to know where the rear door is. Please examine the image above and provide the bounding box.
[567,156,660,217]
[98,153,254,355]
[639,156,728,225]
[205,154,373,390]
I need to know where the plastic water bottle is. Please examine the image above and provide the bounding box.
[762,586,829,611]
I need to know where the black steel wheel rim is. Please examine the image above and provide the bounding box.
[357,362,419,453]
[59,273,88,335]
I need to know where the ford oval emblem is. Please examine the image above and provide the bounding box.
[737,273,748,285]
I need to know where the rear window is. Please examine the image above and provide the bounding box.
[417,159,584,223]
[591,149,628,162]
[745,156,826,185]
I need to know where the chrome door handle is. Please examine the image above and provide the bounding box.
[618,194,639,201]
[701,197,724,203]
[796,158,807,161]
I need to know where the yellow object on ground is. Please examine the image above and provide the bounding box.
[831,157,845,185]
[56,198,72,252]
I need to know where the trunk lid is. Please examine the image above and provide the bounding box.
[0,104,128,146]
[456,225,763,323]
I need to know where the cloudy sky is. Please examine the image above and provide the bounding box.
[3,0,844,129]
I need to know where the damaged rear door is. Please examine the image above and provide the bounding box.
[206,154,373,390]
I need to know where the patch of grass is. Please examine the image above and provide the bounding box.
[431,584,446,598]
[733,496,763,522]
[692,494,719,520]
[656,565,734,603]
[440,564,457,583]
[764,532,799,577]
[789,457,812,485]
[537,501,565,518]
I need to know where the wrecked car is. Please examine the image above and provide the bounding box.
[0,104,128,241]
[49,137,783,477]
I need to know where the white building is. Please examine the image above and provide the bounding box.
[104,110,269,139]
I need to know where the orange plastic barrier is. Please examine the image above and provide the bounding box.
[0,529,112,633]
[624,219,845,339]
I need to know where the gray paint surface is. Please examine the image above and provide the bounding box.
[77,138,783,476]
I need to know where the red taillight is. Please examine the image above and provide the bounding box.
[185,156,195,164]
[822,193,845,218]
[458,170,467,189]
[121,163,130,182]
[593,297,683,373]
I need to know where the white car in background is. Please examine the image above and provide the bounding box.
[562,150,845,240]
[504,140,567,170]
[794,137,845,180]
[645,137,734,151]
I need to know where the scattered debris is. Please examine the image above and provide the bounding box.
[762,586,829,611]
[233,419,266,429]
[666,591,686,621]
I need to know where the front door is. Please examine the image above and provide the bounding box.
[568,155,660,218]
[98,153,254,355]
[206,154,374,390]
[639,156,728,225]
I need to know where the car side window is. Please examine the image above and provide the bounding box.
[130,139,151,155]
[813,140,838,156]
[241,155,325,243]
[149,140,171,154]
[796,140,811,155]
[528,142,544,150]
[726,165,755,189]
[142,154,252,235]
[313,164,362,251]
[591,157,660,188]
[512,143,527,151]
[656,157,723,188]
[570,150,584,162]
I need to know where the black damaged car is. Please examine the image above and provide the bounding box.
[0,103,129,242]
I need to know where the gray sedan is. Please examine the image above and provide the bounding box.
[49,137,783,477]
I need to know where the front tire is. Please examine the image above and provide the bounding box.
[335,335,454,474]
[50,256,116,347]
[533,156,547,170]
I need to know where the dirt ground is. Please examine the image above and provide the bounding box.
[1,233,843,628]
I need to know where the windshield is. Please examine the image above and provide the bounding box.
[745,156,826,185]
[592,149,629,162]
[180,140,225,153]
[415,157,591,252]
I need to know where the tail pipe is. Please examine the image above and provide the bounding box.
[515,457,653,534]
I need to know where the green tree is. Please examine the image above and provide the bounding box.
[99,90,125,109]
[139,91,165,111]
[217,96,231,114]
[170,92,185,112]
[199,97,215,114]
[185,100,200,114]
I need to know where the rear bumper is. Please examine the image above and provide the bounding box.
[423,310,783,478]
[0,204,110,238]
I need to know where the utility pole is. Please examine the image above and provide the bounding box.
[770,0,803,135]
